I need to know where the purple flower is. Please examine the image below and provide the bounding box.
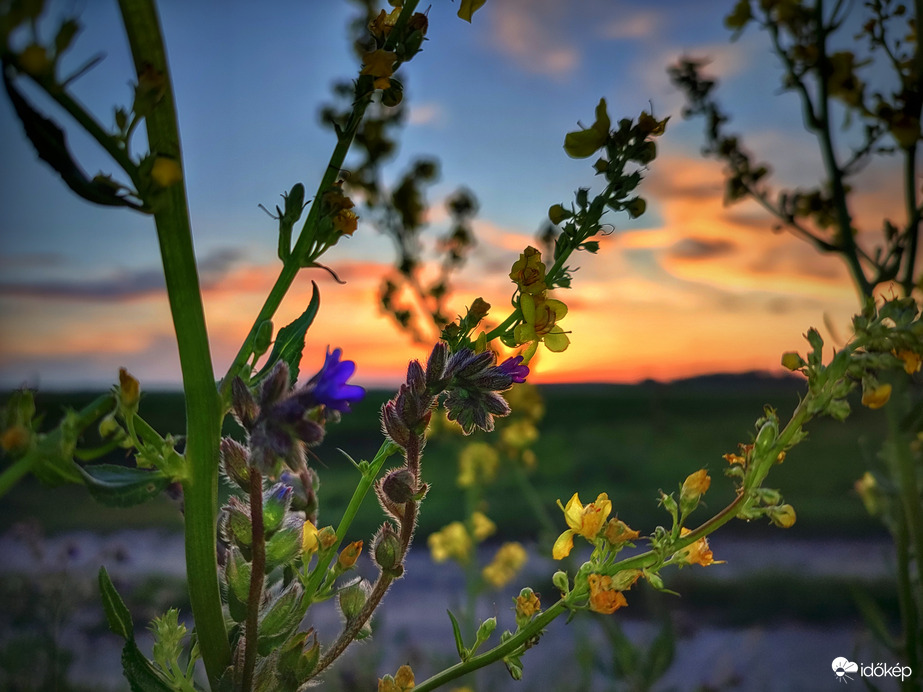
[309,348,365,412]
[498,355,529,384]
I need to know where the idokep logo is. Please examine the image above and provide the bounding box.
[832,657,913,684]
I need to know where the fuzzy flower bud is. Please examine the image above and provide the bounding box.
[220,438,251,490]
[372,523,403,573]
[381,467,417,504]
[338,580,370,621]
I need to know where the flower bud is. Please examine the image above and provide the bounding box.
[604,518,640,546]
[318,526,338,550]
[781,351,805,371]
[337,540,363,570]
[680,469,710,515]
[770,504,797,529]
[259,581,304,645]
[265,517,305,570]
[552,570,569,595]
[279,630,319,682]
[372,523,403,572]
[253,320,273,358]
[514,588,541,628]
[263,484,293,534]
[382,400,411,447]
[426,342,449,388]
[223,497,252,547]
[223,546,251,605]
[151,156,182,188]
[382,467,416,504]
[220,438,251,490]
[231,378,258,431]
[118,368,140,409]
[338,579,369,621]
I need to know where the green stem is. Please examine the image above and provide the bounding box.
[220,0,421,395]
[0,393,115,497]
[117,1,230,684]
[303,440,398,601]
[413,599,569,692]
[894,510,921,687]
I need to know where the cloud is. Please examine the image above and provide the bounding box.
[600,9,661,40]
[488,0,580,77]
[668,236,736,259]
[0,247,246,301]
[408,102,446,127]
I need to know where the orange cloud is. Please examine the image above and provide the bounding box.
[488,0,579,77]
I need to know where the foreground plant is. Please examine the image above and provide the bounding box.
[0,1,921,691]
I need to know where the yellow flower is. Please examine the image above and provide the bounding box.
[855,472,880,516]
[302,522,320,555]
[19,43,52,77]
[770,504,797,529]
[482,542,528,588]
[428,522,472,564]
[118,367,141,408]
[895,349,922,374]
[552,492,612,559]
[151,156,183,188]
[587,574,628,614]
[360,49,397,89]
[471,511,496,542]
[603,518,640,546]
[862,383,892,409]
[680,469,710,512]
[457,442,499,488]
[333,208,358,236]
[677,528,724,567]
[515,292,570,353]
[378,664,415,692]
[515,588,541,620]
[500,419,539,450]
[337,540,363,570]
[509,246,547,295]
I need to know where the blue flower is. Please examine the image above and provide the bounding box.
[498,355,529,384]
[310,348,365,412]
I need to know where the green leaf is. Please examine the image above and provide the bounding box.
[122,638,173,692]
[457,0,487,22]
[253,282,320,386]
[564,98,610,158]
[446,609,468,661]
[99,566,134,641]
[79,464,170,507]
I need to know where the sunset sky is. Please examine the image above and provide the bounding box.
[0,0,903,390]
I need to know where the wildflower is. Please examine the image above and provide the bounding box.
[337,540,363,570]
[501,419,539,450]
[861,382,892,409]
[379,664,415,692]
[515,292,570,353]
[302,521,319,555]
[332,208,358,236]
[118,367,140,408]
[497,355,529,383]
[677,528,724,567]
[307,348,365,412]
[603,518,640,546]
[780,351,805,371]
[428,522,472,564]
[483,542,528,588]
[680,469,710,514]
[514,587,541,626]
[895,349,922,374]
[151,156,183,188]
[457,442,499,487]
[586,574,627,614]
[770,504,797,529]
[360,48,397,89]
[509,246,547,295]
[553,492,612,559]
[471,511,496,542]
[855,471,881,517]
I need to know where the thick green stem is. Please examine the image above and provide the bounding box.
[117,1,230,685]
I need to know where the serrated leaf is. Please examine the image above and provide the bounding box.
[447,609,468,661]
[99,566,134,640]
[78,464,170,507]
[253,282,320,386]
[122,638,173,692]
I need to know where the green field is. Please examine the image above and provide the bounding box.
[1,373,890,542]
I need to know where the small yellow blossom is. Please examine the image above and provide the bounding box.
[360,48,397,89]
[861,383,892,409]
[333,208,358,236]
[895,349,922,374]
[482,542,528,588]
[428,522,472,564]
[515,292,570,354]
[503,383,545,421]
[515,588,541,619]
[770,504,797,529]
[509,246,547,295]
[471,511,496,542]
[0,425,29,453]
[500,419,539,450]
[302,522,320,555]
[780,351,805,371]
[118,367,140,408]
[854,472,881,516]
[19,43,52,76]
[587,574,628,614]
[337,540,363,570]
[553,492,612,559]
[677,528,724,567]
[681,469,710,505]
[457,442,499,488]
[378,664,415,692]
[151,156,183,188]
[369,7,401,37]
[603,518,640,546]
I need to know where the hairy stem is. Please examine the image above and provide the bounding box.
[241,470,266,692]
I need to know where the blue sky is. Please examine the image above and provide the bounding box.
[1,0,896,388]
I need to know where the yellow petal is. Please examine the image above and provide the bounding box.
[520,292,536,322]
[544,327,570,352]
[552,530,575,560]
[546,298,568,319]
[561,492,584,530]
